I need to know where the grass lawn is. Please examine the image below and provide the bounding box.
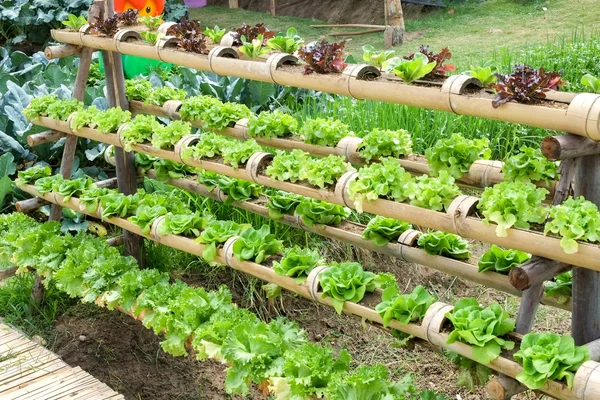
[191,0,599,69]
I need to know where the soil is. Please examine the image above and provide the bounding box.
[208,0,432,25]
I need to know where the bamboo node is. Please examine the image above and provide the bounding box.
[222,236,240,267]
[158,22,177,36]
[336,171,359,209]
[566,93,600,141]
[447,195,479,237]
[163,100,183,120]
[174,135,200,164]
[336,136,363,164]
[422,302,453,343]
[234,118,251,139]
[246,152,274,183]
[306,265,330,302]
[116,123,129,150]
[398,229,421,247]
[150,215,166,243]
[267,53,299,85]
[219,32,237,47]
[345,64,380,99]
[208,46,239,74]
[442,75,483,114]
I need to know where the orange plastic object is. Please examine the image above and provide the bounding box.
[114,0,164,17]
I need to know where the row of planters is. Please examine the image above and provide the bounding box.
[98,148,571,309]
[6,181,595,400]
[121,80,558,192]
[23,97,600,271]
[18,161,570,310]
[0,212,450,400]
[51,13,600,139]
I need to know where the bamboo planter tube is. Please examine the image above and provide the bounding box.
[51,29,84,47]
[50,29,600,139]
[509,257,571,291]
[542,135,600,161]
[115,30,160,60]
[44,44,81,60]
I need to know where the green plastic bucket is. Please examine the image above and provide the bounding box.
[98,53,173,79]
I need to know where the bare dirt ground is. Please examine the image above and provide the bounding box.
[48,239,571,400]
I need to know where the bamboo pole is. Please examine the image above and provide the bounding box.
[310,24,387,29]
[509,258,571,291]
[542,135,600,161]
[106,236,124,247]
[15,198,48,214]
[486,375,528,400]
[0,267,18,281]
[44,45,81,60]
[26,130,66,147]
[229,0,239,7]
[48,31,600,139]
[270,0,276,15]
[331,29,386,37]
[384,0,404,48]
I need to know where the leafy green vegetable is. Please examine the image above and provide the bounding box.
[544,196,600,254]
[79,186,109,213]
[478,245,530,274]
[362,45,395,69]
[141,31,160,45]
[383,53,437,83]
[581,73,600,93]
[34,174,63,195]
[408,171,461,212]
[544,271,572,304]
[514,333,589,389]
[266,27,304,54]
[100,193,134,219]
[138,15,163,30]
[295,198,350,227]
[266,192,303,220]
[203,101,251,131]
[120,115,159,152]
[158,212,211,237]
[300,155,352,188]
[153,159,195,182]
[319,262,379,314]
[425,133,491,178]
[204,25,226,44]
[417,231,471,259]
[273,246,322,283]
[232,225,283,263]
[221,139,262,169]
[275,343,350,399]
[478,181,548,237]
[502,146,558,184]
[349,158,414,213]
[444,350,492,392]
[467,63,498,87]
[54,176,94,202]
[239,34,271,60]
[446,298,515,364]
[301,118,351,147]
[247,110,298,139]
[125,80,153,102]
[376,285,435,327]
[16,165,52,186]
[128,204,168,234]
[151,120,191,149]
[182,132,230,161]
[358,128,412,163]
[195,220,250,263]
[62,14,87,30]
[23,95,59,120]
[266,149,310,183]
[216,176,261,205]
[46,98,83,121]
[179,95,223,122]
[146,86,187,107]
[362,216,412,246]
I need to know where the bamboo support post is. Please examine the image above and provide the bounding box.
[515,283,545,333]
[270,0,276,15]
[509,257,571,291]
[15,197,49,214]
[27,130,66,147]
[106,235,124,247]
[542,135,600,161]
[0,267,18,281]
[44,44,81,60]
[384,0,404,48]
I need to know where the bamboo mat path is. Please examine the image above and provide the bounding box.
[0,321,124,399]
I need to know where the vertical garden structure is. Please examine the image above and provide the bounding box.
[16,0,600,398]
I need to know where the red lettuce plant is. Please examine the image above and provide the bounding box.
[166,17,208,54]
[231,23,275,46]
[297,40,347,75]
[492,64,565,108]
[118,9,139,26]
[90,10,139,37]
[404,45,456,78]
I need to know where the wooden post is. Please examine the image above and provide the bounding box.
[573,152,600,345]
[384,0,404,48]
[229,0,239,8]
[100,0,143,265]
[32,4,97,306]
[270,0,276,15]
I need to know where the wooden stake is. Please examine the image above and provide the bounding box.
[573,153,600,345]
[542,135,600,161]
[27,130,66,147]
[15,198,48,214]
[270,0,276,15]
[384,0,404,48]
[229,0,239,8]
[100,0,143,265]
[44,45,81,60]
[486,375,527,400]
[509,258,571,291]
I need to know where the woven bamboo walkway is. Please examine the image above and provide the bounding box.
[0,321,124,399]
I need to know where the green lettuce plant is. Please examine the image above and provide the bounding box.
[247,110,298,138]
[232,225,283,263]
[467,63,498,87]
[362,45,395,69]
[216,176,261,205]
[239,34,271,60]
[151,120,191,149]
[581,73,600,93]
[319,262,379,314]
[478,245,530,274]
[273,246,323,283]
[267,27,304,54]
[375,285,435,327]
[221,139,262,169]
[138,15,163,30]
[62,14,87,31]
[362,216,412,246]
[478,181,548,237]
[266,192,304,220]
[514,333,589,389]
[182,132,230,160]
[446,298,515,364]
[158,212,211,237]
[544,196,600,254]
[383,53,436,83]
[16,165,52,186]
[544,271,572,304]
[425,133,491,178]
[295,198,350,227]
[300,155,353,188]
[301,118,351,147]
[358,128,412,162]
[407,171,461,212]
[120,114,159,151]
[145,86,186,107]
[266,149,310,183]
[349,158,414,213]
[195,220,250,263]
[502,146,558,184]
[204,25,226,44]
[417,231,471,260]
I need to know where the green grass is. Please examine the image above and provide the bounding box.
[191,0,600,69]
